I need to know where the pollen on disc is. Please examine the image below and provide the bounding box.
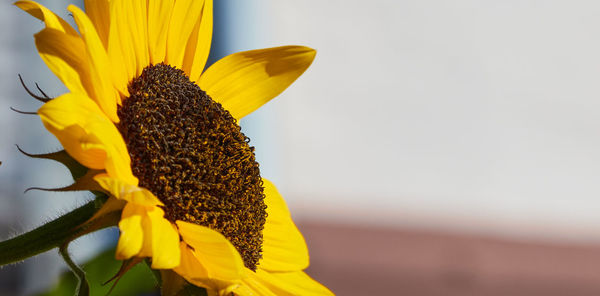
[117,63,267,270]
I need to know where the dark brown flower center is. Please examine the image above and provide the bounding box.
[117,63,266,270]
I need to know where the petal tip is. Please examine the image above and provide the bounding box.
[299,46,317,63]
[301,45,317,54]
[13,0,32,9]
[66,4,78,13]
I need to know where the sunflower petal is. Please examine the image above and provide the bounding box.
[68,5,120,122]
[94,174,161,206]
[238,270,333,296]
[118,203,180,269]
[34,28,89,95]
[147,207,180,269]
[234,272,276,296]
[138,208,153,259]
[116,202,146,260]
[166,0,204,69]
[175,242,240,293]
[14,0,78,35]
[198,46,316,119]
[38,93,136,184]
[122,0,148,76]
[260,179,309,272]
[84,0,110,49]
[106,0,130,97]
[174,242,209,283]
[176,221,246,282]
[182,0,212,81]
[147,0,174,64]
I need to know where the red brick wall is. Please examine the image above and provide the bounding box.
[299,222,600,296]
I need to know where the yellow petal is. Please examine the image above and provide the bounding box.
[148,0,174,64]
[147,207,180,269]
[260,179,309,272]
[234,272,276,296]
[198,46,316,119]
[68,5,120,122]
[174,242,209,282]
[174,242,240,293]
[84,0,110,49]
[166,0,204,69]
[34,28,89,96]
[94,174,161,206]
[116,202,146,260]
[176,221,246,282]
[238,270,333,296]
[117,203,180,269]
[107,0,132,97]
[38,93,135,184]
[122,0,149,76]
[182,0,212,81]
[14,0,78,35]
[138,207,154,258]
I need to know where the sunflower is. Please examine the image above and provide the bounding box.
[15,0,332,295]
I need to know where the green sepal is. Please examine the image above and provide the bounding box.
[17,146,107,195]
[103,257,144,294]
[160,269,185,296]
[177,285,209,296]
[25,169,104,194]
[159,269,208,296]
[17,146,88,180]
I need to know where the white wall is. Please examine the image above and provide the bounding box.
[238,0,600,242]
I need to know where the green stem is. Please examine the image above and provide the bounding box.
[60,243,90,296]
[0,200,105,266]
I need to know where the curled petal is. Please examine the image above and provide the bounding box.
[94,174,161,206]
[175,242,240,293]
[34,28,89,96]
[176,221,246,282]
[116,203,180,269]
[38,92,136,184]
[116,202,146,260]
[15,0,78,35]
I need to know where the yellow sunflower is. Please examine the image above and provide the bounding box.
[15,0,332,295]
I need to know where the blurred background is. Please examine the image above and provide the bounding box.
[2,0,600,295]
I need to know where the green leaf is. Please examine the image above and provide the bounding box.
[37,247,159,296]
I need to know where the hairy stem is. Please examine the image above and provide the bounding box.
[60,243,90,296]
[0,198,112,266]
